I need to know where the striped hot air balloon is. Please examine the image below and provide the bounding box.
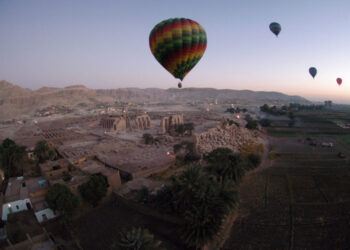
[149,18,207,84]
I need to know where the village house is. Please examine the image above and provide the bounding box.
[39,158,89,196]
[73,158,122,195]
[1,177,56,223]
[40,157,121,198]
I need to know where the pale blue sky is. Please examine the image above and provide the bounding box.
[1,0,350,103]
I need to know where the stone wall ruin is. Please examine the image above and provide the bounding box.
[159,114,184,134]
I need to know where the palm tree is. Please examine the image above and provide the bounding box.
[205,148,247,183]
[173,165,208,212]
[0,138,26,177]
[34,140,58,163]
[116,227,164,250]
[178,180,229,249]
[184,123,195,135]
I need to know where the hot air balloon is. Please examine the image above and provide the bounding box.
[337,78,342,86]
[269,22,281,37]
[149,18,207,86]
[178,82,182,88]
[309,67,317,78]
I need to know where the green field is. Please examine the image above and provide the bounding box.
[267,109,350,145]
[333,135,350,149]
[224,107,350,249]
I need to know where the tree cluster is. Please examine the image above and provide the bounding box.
[228,119,240,127]
[34,140,59,163]
[288,111,296,127]
[46,183,79,216]
[260,103,324,116]
[148,147,262,248]
[225,107,247,114]
[173,141,200,163]
[0,138,26,178]
[78,174,109,207]
[151,165,238,248]
[260,104,287,116]
[142,133,156,145]
[244,115,259,130]
[288,103,324,111]
[174,123,195,136]
[116,227,164,250]
[259,118,272,127]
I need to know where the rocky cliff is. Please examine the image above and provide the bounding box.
[0,80,310,119]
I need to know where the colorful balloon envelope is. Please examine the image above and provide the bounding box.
[309,67,317,78]
[337,78,342,86]
[269,22,281,37]
[149,18,207,83]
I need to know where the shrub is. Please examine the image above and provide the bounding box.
[246,120,258,130]
[228,120,240,127]
[259,118,271,127]
[143,133,154,145]
[246,153,262,169]
[117,227,164,250]
[205,148,247,183]
[46,183,79,215]
[173,144,182,153]
[34,140,58,163]
[0,138,26,177]
[78,174,109,207]
[268,152,276,160]
[135,186,149,204]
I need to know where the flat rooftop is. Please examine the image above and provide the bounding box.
[77,159,119,176]
[5,177,48,203]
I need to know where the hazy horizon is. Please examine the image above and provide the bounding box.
[1,0,350,104]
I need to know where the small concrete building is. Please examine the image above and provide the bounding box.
[39,158,71,180]
[1,177,56,223]
[73,159,122,194]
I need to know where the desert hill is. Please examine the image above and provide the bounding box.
[0,80,310,119]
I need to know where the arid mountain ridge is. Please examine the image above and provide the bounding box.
[0,80,309,119]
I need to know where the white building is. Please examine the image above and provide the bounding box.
[2,176,57,223]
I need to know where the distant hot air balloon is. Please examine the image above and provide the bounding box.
[309,67,317,78]
[178,82,182,88]
[269,22,281,37]
[149,18,207,87]
[337,78,342,86]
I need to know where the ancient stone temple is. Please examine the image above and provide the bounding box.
[100,116,127,133]
[134,114,151,130]
[100,114,152,132]
[159,114,184,133]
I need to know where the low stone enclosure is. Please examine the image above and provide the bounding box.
[194,120,265,155]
